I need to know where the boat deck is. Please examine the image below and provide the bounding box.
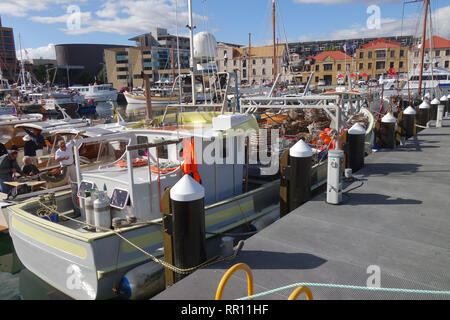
[153,119,450,300]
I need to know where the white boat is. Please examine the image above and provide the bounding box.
[123,91,180,106]
[70,84,118,102]
[404,65,450,97]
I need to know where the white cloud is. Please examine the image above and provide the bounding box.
[17,44,56,60]
[298,5,450,41]
[0,0,85,17]
[30,0,206,36]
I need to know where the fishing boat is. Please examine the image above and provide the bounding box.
[69,84,118,102]
[123,90,180,106]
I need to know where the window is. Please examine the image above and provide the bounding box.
[315,65,319,71]
[368,63,372,69]
[359,52,364,59]
[323,64,332,71]
[376,50,386,58]
[117,75,127,79]
[390,50,395,58]
[446,50,450,56]
[368,51,373,59]
[243,70,247,78]
[315,76,319,83]
[253,59,256,65]
[399,61,404,69]
[233,60,237,66]
[390,62,394,68]
[117,67,128,72]
[337,64,341,71]
[262,68,266,75]
[376,61,385,70]
[262,59,266,65]
[445,61,449,68]
[252,69,256,76]
[359,63,363,70]
[400,50,404,57]
[435,50,440,57]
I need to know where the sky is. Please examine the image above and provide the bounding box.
[0,0,449,60]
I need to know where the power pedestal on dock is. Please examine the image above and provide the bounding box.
[326,149,344,205]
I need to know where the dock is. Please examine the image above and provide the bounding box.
[153,120,450,300]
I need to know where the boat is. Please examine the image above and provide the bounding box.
[69,84,118,102]
[123,90,180,106]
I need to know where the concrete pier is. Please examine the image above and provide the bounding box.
[153,120,450,300]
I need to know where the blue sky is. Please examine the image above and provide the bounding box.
[1,0,449,59]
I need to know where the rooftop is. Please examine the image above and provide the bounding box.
[360,38,403,49]
[413,35,450,50]
[313,51,352,61]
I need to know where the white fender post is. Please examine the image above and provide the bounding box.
[380,113,396,149]
[403,106,417,139]
[286,140,313,215]
[347,123,366,173]
[170,174,206,282]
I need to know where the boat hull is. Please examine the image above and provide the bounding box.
[123,92,179,106]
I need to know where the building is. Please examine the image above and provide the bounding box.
[309,51,353,86]
[289,35,414,58]
[0,18,17,81]
[104,28,191,89]
[354,38,409,79]
[411,35,450,71]
[217,42,287,85]
[23,58,57,67]
[55,43,128,85]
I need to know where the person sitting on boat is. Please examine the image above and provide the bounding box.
[22,156,40,177]
[54,132,85,183]
[23,128,45,164]
[0,147,23,194]
[0,142,7,157]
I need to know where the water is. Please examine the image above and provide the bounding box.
[0,100,148,300]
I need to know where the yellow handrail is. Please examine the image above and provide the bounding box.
[215,263,254,300]
[288,286,314,300]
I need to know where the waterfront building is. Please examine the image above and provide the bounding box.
[0,18,16,81]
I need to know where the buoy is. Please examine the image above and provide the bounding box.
[347,123,366,172]
[93,191,111,232]
[118,261,165,300]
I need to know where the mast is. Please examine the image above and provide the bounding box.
[248,33,252,85]
[272,0,277,83]
[187,0,196,104]
[418,0,429,96]
[18,33,26,91]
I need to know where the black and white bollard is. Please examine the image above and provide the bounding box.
[380,113,396,149]
[417,100,430,130]
[288,140,313,212]
[403,106,416,139]
[436,104,445,128]
[430,98,440,121]
[440,95,448,117]
[170,174,206,282]
[347,123,366,173]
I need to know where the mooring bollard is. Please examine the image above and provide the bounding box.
[417,100,430,130]
[430,98,440,121]
[170,174,206,282]
[440,95,448,117]
[446,94,450,117]
[287,139,313,213]
[403,106,417,139]
[380,113,396,149]
[347,123,366,173]
[436,104,444,128]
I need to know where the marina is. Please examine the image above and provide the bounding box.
[0,0,449,304]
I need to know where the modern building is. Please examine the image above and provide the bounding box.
[104,28,190,89]
[55,43,128,85]
[0,18,17,81]
[289,35,415,58]
[354,38,409,79]
[217,42,287,85]
[411,35,450,71]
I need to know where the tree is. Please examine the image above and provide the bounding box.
[73,71,93,85]
[96,69,105,84]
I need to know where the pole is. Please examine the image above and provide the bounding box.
[272,0,277,84]
[142,71,152,121]
[418,0,429,96]
[248,33,252,85]
[187,0,197,104]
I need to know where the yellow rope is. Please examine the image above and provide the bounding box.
[37,200,244,275]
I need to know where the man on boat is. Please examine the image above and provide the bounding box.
[23,128,45,164]
[0,142,7,157]
[54,131,85,182]
[0,147,23,194]
[22,156,40,177]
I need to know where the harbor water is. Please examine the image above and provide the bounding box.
[0,100,148,300]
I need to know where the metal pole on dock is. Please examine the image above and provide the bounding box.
[380,113,397,149]
[347,123,366,173]
[403,106,417,139]
[417,100,430,131]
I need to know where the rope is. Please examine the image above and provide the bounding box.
[238,282,450,300]
[36,200,245,275]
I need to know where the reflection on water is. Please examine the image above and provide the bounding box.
[0,100,149,300]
